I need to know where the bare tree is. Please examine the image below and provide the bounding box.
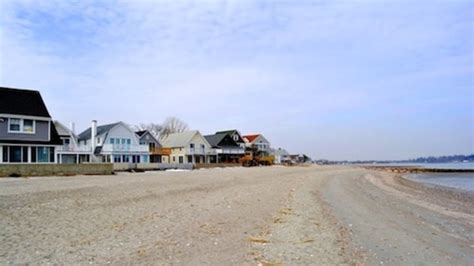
[135,123,163,139]
[160,117,189,137]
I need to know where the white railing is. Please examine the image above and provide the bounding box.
[186,148,207,155]
[57,145,93,152]
[218,148,245,154]
[102,144,149,152]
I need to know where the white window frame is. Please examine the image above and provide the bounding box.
[8,118,36,134]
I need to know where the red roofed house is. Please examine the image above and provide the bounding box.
[243,134,271,155]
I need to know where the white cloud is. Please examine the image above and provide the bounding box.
[1,0,472,160]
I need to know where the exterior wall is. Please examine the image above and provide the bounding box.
[0,119,50,141]
[78,124,149,164]
[139,132,161,148]
[107,124,141,146]
[167,133,213,164]
[188,133,212,152]
[0,163,113,177]
[169,147,186,164]
[113,163,193,171]
[251,135,271,152]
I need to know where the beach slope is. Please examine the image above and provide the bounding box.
[0,166,472,265]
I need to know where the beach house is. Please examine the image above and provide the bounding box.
[55,121,93,163]
[77,121,150,163]
[272,148,291,164]
[160,130,213,164]
[243,134,272,155]
[136,130,168,163]
[204,130,245,163]
[0,87,62,163]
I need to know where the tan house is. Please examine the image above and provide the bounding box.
[160,130,214,164]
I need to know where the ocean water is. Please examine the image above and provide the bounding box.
[365,162,474,192]
[372,162,474,170]
[406,173,474,192]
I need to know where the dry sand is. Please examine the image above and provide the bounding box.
[0,166,472,265]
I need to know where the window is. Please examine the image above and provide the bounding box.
[37,147,51,163]
[123,155,129,163]
[179,156,184,164]
[110,138,115,144]
[31,147,37,162]
[190,143,195,149]
[63,138,70,145]
[9,119,21,132]
[2,147,7,162]
[113,155,121,163]
[8,118,35,133]
[97,138,101,144]
[23,120,34,132]
[9,146,22,162]
[22,147,28,162]
[126,139,131,145]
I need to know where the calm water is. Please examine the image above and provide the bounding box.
[406,173,474,192]
[371,162,474,170]
[365,162,474,192]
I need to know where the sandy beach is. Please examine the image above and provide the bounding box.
[0,166,472,265]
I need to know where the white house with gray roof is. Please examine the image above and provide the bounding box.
[77,121,149,163]
[55,121,93,164]
[160,130,214,164]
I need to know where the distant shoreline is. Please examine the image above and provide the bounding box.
[361,165,474,173]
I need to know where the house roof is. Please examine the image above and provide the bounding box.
[54,121,77,138]
[160,130,200,148]
[136,130,160,145]
[204,133,227,147]
[273,148,290,156]
[78,122,121,141]
[0,87,52,118]
[135,130,147,137]
[243,134,260,143]
[0,122,62,145]
[215,129,238,135]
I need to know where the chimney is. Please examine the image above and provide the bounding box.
[91,120,97,150]
[70,122,75,134]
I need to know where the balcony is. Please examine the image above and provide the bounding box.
[186,148,217,155]
[150,147,171,156]
[57,145,92,153]
[101,144,149,153]
[218,148,245,155]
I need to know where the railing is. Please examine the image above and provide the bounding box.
[186,148,218,155]
[218,148,245,154]
[101,144,149,152]
[57,145,93,152]
[149,147,172,155]
[186,148,206,155]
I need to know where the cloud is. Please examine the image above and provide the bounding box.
[1,0,473,160]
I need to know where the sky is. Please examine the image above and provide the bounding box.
[0,0,473,160]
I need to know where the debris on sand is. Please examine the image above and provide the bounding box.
[248,236,270,244]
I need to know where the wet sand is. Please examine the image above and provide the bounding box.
[0,166,472,265]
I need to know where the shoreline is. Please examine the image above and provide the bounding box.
[361,165,474,173]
